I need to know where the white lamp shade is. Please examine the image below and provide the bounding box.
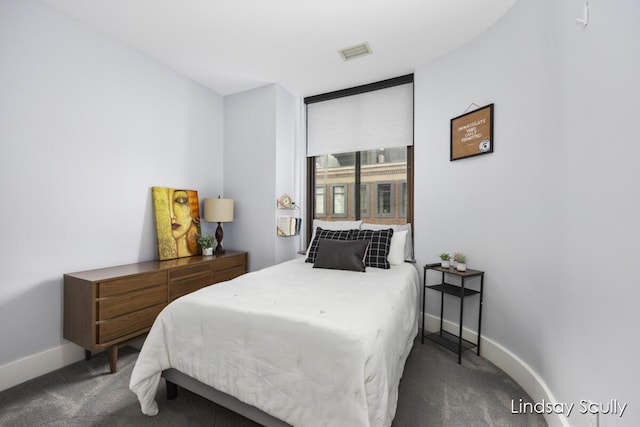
[204,198,234,223]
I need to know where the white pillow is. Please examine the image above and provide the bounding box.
[387,229,408,266]
[312,219,362,231]
[306,219,363,257]
[361,223,413,261]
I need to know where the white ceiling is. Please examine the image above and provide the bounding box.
[42,0,517,97]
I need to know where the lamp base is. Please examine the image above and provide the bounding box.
[215,222,225,255]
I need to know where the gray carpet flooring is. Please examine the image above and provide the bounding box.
[0,337,546,426]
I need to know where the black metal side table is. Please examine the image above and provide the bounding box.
[422,263,484,364]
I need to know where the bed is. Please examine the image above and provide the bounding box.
[130,224,419,427]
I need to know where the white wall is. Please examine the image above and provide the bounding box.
[553,1,639,425]
[223,84,299,271]
[3,0,638,424]
[0,0,223,372]
[414,0,639,426]
[275,86,304,263]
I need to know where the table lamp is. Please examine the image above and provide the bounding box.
[204,197,234,254]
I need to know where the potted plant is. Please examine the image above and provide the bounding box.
[196,233,217,256]
[455,253,467,272]
[439,252,451,268]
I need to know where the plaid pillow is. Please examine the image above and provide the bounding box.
[352,228,394,269]
[305,227,354,263]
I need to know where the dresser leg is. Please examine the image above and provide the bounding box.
[108,345,118,373]
[84,349,92,361]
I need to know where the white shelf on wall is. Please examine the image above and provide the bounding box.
[276,194,301,236]
[276,193,300,210]
[277,216,301,237]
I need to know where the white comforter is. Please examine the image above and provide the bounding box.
[130,257,419,427]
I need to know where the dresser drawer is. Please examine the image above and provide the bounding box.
[98,271,166,297]
[212,254,246,273]
[169,263,210,282]
[97,303,165,344]
[168,261,212,301]
[98,285,167,321]
[169,274,212,301]
[211,266,246,285]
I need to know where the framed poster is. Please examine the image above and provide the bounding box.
[152,186,202,260]
[450,103,494,161]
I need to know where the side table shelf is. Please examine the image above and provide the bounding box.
[421,263,485,364]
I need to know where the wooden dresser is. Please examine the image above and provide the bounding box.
[63,251,247,373]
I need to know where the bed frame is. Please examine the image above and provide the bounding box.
[162,368,291,427]
[155,238,417,426]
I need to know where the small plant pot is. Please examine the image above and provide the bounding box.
[202,247,213,256]
[456,263,467,272]
[441,260,450,268]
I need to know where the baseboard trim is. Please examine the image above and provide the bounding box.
[423,314,569,427]
[0,343,85,392]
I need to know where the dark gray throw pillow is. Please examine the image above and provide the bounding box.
[313,239,369,272]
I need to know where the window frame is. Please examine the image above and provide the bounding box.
[306,147,413,245]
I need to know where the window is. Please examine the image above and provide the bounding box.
[305,75,414,240]
[315,186,326,217]
[311,147,408,222]
[331,185,347,217]
[315,152,355,219]
[375,182,394,217]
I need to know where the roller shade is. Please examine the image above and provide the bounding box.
[306,82,413,157]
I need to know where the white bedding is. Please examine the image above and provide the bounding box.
[129,257,420,427]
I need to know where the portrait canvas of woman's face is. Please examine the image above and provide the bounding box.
[152,187,202,260]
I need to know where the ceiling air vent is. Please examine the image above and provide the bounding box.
[338,42,372,61]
